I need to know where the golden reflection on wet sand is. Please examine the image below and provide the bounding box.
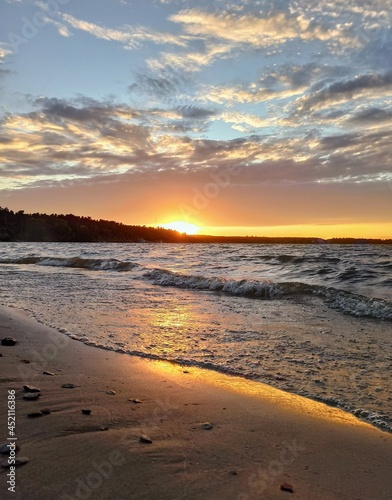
[144,357,378,431]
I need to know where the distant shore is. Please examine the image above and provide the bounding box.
[1,305,392,499]
[1,208,391,243]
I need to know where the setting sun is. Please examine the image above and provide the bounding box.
[160,221,200,235]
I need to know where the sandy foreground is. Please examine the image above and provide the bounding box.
[0,306,391,500]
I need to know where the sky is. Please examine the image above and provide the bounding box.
[0,0,391,238]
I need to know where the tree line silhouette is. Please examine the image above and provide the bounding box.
[0,207,390,244]
[0,207,183,242]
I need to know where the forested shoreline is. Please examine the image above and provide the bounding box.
[0,207,390,244]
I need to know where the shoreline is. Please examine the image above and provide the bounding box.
[1,305,392,499]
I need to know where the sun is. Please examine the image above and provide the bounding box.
[161,221,200,235]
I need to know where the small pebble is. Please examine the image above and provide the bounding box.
[1,457,29,468]
[21,359,30,363]
[139,435,152,444]
[200,422,213,430]
[43,371,55,376]
[280,483,294,493]
[82,409,91,415]
[0,443,20,455]
[229,470,237,476]
[27,412,44,418]
[99,426,108,431]
[129,398,142,404]
[41,409,51,415]
[106,390,116,395]
[23,393,40,400]
[61,384,75,389]
[23,385,40,393]
[1,337,17,346]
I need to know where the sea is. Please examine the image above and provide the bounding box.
[0,242,391,431]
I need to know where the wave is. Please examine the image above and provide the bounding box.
[280,282,392,320]
[336,267,378,281]
[144,268,278,298]
[1,255,391,319]
[0,256,138,272]
[229,254,342,264]
[144,269,392,320]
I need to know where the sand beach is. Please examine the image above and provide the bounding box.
[0,305,391,500]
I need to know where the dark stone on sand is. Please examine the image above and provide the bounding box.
[280,482,294,493]
[99,426,109,431]
[41,409,51,415]
[82,409,91,415]
[1,337,17,346]
[200,422,213,430]
[23,393,40,400]
[23,385,40,393]
[21,359,30,363]
[0,353,2,357]
[27,411,44,418]
[229,470,237,475]
[139,435,153,444]
[61,384,76,389]
[1,457,29,468]
[129,398,142,404]
[0,443,20,455]
[43,371,54,376]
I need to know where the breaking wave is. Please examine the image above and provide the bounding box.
[0,256,138,272]
[1,254,391,320]
[145,268,392,320]
[144,268,278,298]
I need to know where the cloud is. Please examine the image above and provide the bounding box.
[0,98,156,189]
[61,13,187,49]
[202,83,306,105]
[0,95,216,190]
[129,68,192,100]
[32,96,142,124]
[176,105,216,119]
[347,107,392,125]
[1,101,391,196]
[217,111,270,131]
[0,47,12,61]
[146,41,234,73]
[295,71,392,113]
[201,63,354,105]
[43,16,72,37]
[169,8,351,47]
[147,7,357,76]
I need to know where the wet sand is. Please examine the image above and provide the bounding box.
[0,305,391,500]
